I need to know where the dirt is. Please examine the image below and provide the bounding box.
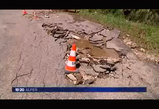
[75,39,119,59]
[70,13,85,23]
[122,35,159,64]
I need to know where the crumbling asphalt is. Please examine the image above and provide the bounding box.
[0,10,159,99]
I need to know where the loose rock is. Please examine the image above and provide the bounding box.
[73,73,83,85]
[80,71,96,84]
[123,37,138,49]
[106,39,123,52]
[99,29,118,41]
[71,34,81,40]
[140,48,146,52]
[92,64,107,73]
[83,76,96,84]
[66,74,77,81]
[99,29,111,37]
[79,64,99,76]
[79,57,90,63]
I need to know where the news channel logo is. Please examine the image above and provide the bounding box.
[14,87,25,92]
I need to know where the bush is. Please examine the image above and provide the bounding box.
[87,9,159,26]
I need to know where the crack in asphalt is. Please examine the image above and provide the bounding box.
[26,68,34,87]
[11,68,33,85]
[18,51,23,63]
[11,58,24,85]
[105,37,114,42]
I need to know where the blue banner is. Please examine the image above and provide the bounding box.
[12,87,147,92]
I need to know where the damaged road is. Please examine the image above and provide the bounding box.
[0,10,159,99]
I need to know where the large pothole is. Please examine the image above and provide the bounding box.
[42,23,123,85]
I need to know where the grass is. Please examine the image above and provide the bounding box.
[77,9,159,56]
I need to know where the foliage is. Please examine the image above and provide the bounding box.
[87,9,159,26]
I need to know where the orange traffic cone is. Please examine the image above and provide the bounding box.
[22,10,28,15]
[65,43,79,74]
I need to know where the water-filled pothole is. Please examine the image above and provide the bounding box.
[69,38,120,59]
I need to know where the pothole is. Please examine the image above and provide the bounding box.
[42,23,122,85]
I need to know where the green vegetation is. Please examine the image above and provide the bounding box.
[77,9,159,55]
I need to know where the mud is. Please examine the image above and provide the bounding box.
[74,39,119,59]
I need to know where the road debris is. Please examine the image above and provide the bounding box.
[44,15,49,18]
[80,70,96,85]
[66,74,77,81]
[70,34,81,40]
[92,64,108,73]
[122,35,159,64]
[42,23,124,85]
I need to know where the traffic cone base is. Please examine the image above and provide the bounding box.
[65,68,79,74]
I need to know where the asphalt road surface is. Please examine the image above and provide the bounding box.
[0,10,159,99]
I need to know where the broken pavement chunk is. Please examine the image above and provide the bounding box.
[66,74,77,81]
[89,40,104,44]
[83,76,96,84]
[71,34,81,40]
[79,64,98,76]
[66,73,83,85]
[55,30,66,34]
[99,65,111,69]
[89,33,103,42]
[99,29,120,39]
[80,57,90,62]
[111,29,120,39]
[80,71,96,84]
[73,73,83,85]
[54,34,62,38]
[106,38,129,52]
[92,64,107,73]
[94,43,104,48]
[106,57,121,65]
